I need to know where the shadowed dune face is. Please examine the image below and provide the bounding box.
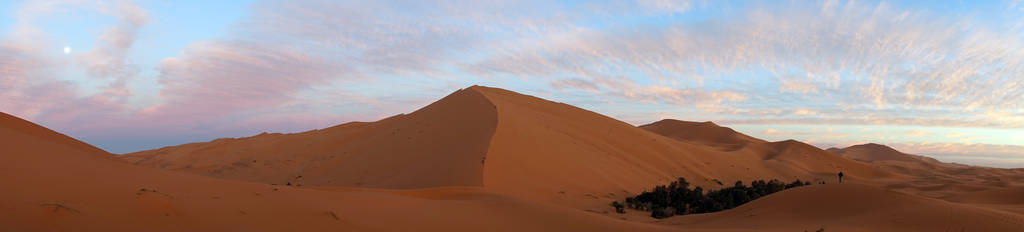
[124,88,498,189]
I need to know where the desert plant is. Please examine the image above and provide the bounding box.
[611,201,626,214]
[621,177,812,219]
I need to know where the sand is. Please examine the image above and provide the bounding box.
[0,111,682,231]
[5,85,1024,231]
[124,88,497,189]
[664,183,1024,231]
[639,119,765,150]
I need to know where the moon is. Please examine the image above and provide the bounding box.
[63,46,71,54]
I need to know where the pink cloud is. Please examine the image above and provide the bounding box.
[0,43,73,119]
[78,0,149,99]
[151,40,348,118]
[888,142,1024,168]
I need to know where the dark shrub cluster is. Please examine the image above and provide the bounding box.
[621,177,811,218]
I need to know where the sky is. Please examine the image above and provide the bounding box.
[2,0,1024,168]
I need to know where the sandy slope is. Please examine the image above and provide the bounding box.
[664,183,1024,231]
[639,119,764,151]
[124,88,498,189]
[828,143,1024,200]
[829,143,940,164]
[0,112,682,232]
[636,118,894,182]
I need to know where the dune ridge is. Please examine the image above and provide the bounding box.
[125,87,498,189]
[639,119,764,150]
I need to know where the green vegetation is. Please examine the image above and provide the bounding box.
[620,177,811,219]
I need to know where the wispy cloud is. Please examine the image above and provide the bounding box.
[906,130,930,137]
[469,0,1024,129]
[889,142,1024,168]
[151,40,350,124]
[2,0,1023,166]
[79,0,149,99]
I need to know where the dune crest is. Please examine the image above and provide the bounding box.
[830,143,938,164]
[639,119,763,150]
[125,87,498,189]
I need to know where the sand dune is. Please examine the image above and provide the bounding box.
[125,88,497,189]
[126,86,891,211]
[639,119,764,150]
[829,143,939,164]
[829,143,1024,211]
[0,111,684,231]
[7,85,1024,231]
[638,119,894,183]
[473,86,894,210]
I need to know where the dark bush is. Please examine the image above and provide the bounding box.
[611,201,626,214]
[619,177,811,218]
[651,206,676,219]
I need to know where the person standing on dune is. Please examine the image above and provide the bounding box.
[838,171,844,183]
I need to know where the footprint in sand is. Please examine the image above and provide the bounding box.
[39,202,80,216]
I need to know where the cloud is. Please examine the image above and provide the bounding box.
[467,0,1024,129]
[4,0,1024,159]
[636,0,693,14]
[779,80,819,94]
[150,40,351,127]
[0,43,72,119]
[551,79,601,92]
[889,142,1024,168]
[792,109,819,116]
[906,130,930,137]
[79,0,149,99]
[0,40,135,137]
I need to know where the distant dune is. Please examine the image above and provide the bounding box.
[4,86,1024,231]
[829,143,941,164]
[639,119,764,150]
[828,143,1024,204]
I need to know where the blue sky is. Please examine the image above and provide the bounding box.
[2,0,1024,168]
